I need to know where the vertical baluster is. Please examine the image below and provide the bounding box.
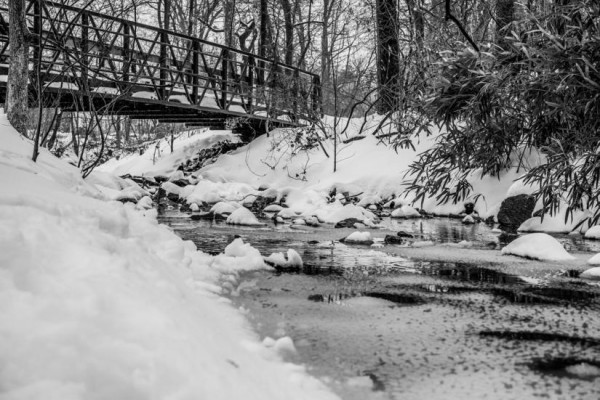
[160,0,170,100]
[221,48,228,109]
[32,0,41,98]
[247,55,255,112]
[122,22,130,93]
[81,11,89,92]
[191,40,199,104]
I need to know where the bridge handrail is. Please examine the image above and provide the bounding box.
[0,0,322,125]
[33,1,318,80]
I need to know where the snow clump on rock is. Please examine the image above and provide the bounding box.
[226,207,265,226]
[501,233,575,261]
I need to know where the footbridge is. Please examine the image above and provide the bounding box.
[0,1,321,132]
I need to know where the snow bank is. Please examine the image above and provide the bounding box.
[0,114,338,400]
[190,117,548,226]
[501,233,575,261]
[98,130,238,177]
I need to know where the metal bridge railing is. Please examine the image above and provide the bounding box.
[0,0,322,125]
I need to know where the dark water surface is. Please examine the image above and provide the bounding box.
[159,209,600,400]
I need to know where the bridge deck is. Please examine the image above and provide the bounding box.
[0,1,321,131]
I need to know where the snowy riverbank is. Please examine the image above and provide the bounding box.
[0,114,339,399]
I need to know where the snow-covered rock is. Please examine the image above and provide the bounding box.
[264,249,303,268]
[318,204,377,225]
[584,226,600,239]
[168,169,185,182]
[211,238,268,272]
[391,205,421,218]
[190,203,200,212]
[462,214,475,224]
[264,252,287,267]
[263,336,297,356]
[210,201,240,215]
[501,233,575,261]
[278,208,300,219]
[343,231,373,244]
[586,253,600,265]
[580,267,600,280]
[264,204,284,212]
[136,195,153,210]
[226,207,264,226]
[357,194,381,207]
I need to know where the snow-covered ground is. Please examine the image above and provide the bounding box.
[99,115,594,233]
[0,114,338,400]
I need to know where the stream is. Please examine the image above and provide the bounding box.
[159,208,600,400]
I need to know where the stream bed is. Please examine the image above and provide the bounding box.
[159,209,600,400]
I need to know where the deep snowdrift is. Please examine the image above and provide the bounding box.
[0,114,338,400]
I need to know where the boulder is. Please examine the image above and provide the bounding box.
[171,178,191,187]
[464,202,475,215]
[397,231,414,238]
[166,192,180,202]
[384,235,403,244]
[335,218,363,228]
[497,194,536,231]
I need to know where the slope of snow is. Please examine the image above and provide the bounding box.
[0,114,338,400]
[500,233,575,261]
[98,115,585,233]
[98,130,238,177]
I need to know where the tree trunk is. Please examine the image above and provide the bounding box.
[6,0,30,136]
[188,0,196,36]
[320,0,331,91]
[376,0,400,113]
[224,0,235,48]
[280,0,294,65]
